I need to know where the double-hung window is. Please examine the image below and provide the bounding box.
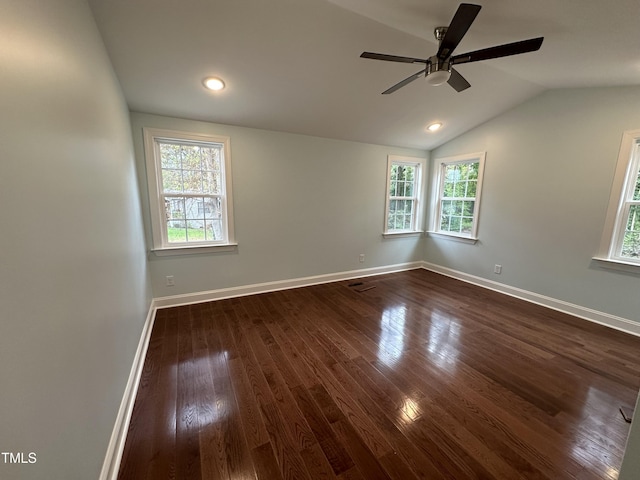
[597,129,640,267]
[433,152,485,239]
[384,155,426,234]
[143,128,235,252]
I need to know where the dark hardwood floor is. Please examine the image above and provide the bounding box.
[118,269,640,479]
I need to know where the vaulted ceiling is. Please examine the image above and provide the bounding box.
[88,0,640,149]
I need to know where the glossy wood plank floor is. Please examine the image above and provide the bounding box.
[118,269,640,479]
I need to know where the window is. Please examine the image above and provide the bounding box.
[384,155,426,234]
[433,152,485,239]
[143,128,235,252]
[597,129,640,267]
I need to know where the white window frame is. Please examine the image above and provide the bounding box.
[143,127,236,255]
[383,155,426,236]
[431,152,486,241]
[595,129,640,270]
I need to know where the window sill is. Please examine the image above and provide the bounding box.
[592,256,640,274]
[427,231,478,244]
[151,243,238,257]
[382,230,424,238]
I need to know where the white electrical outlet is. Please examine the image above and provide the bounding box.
[359,254,365,263]
[166,275,175,286]
[494,264,502,274]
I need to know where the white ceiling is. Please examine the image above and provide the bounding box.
[88,0,640,150]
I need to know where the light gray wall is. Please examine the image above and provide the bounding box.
[427,86,640,322]
[130,113,427,297]
[0,1,151,479]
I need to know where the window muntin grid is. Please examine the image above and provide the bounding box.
[387,163,418,231]
[439,161,479,235]
[433,153,485,240]
[156,140,226,244]
[143,127,234,251]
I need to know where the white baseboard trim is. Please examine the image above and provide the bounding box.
[421,261,640,337]
[154,262,423,309]
[99,300,158,480]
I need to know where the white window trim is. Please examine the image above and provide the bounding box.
[595,129,640,271]
[143,127,236,255]
[430,152,486,241]
[383,155,427,236]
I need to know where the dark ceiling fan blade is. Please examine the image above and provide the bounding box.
[360,52,428,64]
[447,68,471,92]
[437,3,482,60]
[451,37,544,65]
[382,69,426,94]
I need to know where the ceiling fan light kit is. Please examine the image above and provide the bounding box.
[425,57,451,86]
[360,3,544,94]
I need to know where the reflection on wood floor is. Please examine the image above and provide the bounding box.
[118,269,640,479]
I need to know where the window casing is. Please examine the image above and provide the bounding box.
[433,152,485,239]
[384,156,426,234]
[597,130,640,267]
[143,128,235,252]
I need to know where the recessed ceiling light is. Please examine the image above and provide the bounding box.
[427,122,443,132]
[203,77,225,91]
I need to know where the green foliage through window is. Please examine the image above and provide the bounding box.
[439,161,480,235]
[618,145,640,259]
[435,154,484,238]
[158,140,225,243]
[386,159,422,233]
[622,205,640,258]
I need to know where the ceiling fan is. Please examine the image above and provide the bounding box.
[360,3,543,94]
